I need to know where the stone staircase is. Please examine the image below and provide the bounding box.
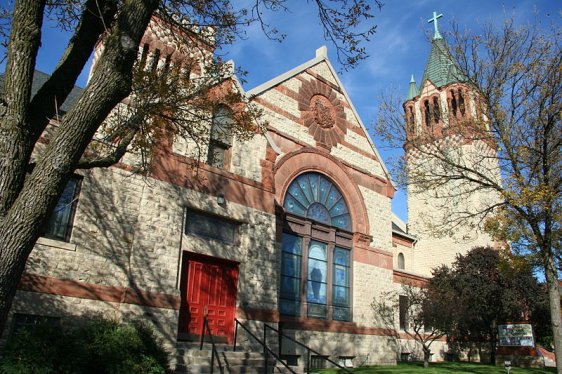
[174,343,301,374]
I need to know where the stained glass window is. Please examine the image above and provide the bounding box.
[283,173,351,231]
[332,247,350,321]
[307,241,328,318]
[279,233,302,316]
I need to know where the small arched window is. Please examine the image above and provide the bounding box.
[450,90,458,117]
[207,105,234,168]
[405,105,415,135]
[449,88,466,119]
[398,253,405,270]
[423,100,431,129]
[458,89,466,117]
[432,96,441,124]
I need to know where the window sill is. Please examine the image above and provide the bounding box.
[36,237,77,251]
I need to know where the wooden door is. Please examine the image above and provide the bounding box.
[178,254,238,343]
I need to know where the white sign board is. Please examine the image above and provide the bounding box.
[498,324,534,347]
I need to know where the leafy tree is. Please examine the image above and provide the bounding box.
[373,284,447,368]
[428,246,546,364]
[0,317,170,373]
[375,17,561,370]
[0,0,382,334]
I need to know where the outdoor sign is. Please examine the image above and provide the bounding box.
[498,324,535,347]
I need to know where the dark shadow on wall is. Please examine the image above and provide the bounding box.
[9,168,182,351]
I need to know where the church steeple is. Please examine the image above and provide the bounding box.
[403,11,475,139]
[420,12,464,89]
[405,11,499,277]
[406,74,418,101]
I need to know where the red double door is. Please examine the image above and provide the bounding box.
[179,254,239,343]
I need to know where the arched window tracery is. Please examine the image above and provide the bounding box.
[283,172,352,231]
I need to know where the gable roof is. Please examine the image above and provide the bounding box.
[248,46,395,190]
[0,70,84,114]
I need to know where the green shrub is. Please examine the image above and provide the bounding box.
[0,318,170,374]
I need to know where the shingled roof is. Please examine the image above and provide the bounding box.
[0,70,84,114]
[420,37,464,89]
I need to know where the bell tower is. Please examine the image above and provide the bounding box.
[404,12,498,276]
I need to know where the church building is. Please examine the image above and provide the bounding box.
[2,12,497,370]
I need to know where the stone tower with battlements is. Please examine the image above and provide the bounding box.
[404,12,499,277]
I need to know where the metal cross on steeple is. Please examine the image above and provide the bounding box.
[428,11,443,39]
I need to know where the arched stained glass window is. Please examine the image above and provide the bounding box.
[284,173,351,231]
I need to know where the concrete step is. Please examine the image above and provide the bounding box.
[175,363,271,374]
[175,348,283,374]
[271,364,302,374]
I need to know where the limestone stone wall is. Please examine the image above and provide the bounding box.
[330,144,385,178]
[12,49,400,364]
[353,262,394,327]
[280,329,396,366]
[254,61,387,183]
[14,163,277,347]
[171,123,266,183]
[6,291,179,352]
[230,135,268,182]
[392,240,416,273]
[397,338,449,363]
[258,100,316,148]
[407,140,499,276]
[359,185,392,250]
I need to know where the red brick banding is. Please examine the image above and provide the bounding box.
[18,273,181,310]
[393,270,429,287]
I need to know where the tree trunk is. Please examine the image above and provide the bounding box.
[0,0,45,217]
[544,251,562,374]
[0,199,53,334]
[423,346,431,368]
[0,0,159,335]
[490,321,497,365]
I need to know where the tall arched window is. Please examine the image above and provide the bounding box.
[280,173,352,321]
[207,105,234,168]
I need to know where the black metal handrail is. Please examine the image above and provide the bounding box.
[265,323,352,373]
[200,314,224,374]
[233,318,297,374]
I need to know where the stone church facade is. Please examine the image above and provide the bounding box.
[2,15,497,369]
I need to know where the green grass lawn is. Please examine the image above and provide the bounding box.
[318,362,556,374]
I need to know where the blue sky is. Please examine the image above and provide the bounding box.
[5,0,561,222]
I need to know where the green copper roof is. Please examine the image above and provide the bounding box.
[420,37,464,89]
[406,74,418,100]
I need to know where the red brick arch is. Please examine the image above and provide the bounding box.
[274,148,369,235]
